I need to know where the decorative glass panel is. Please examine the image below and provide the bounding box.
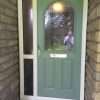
[23,0,33,54]
[24,59,33,95]
[45,2,74,50]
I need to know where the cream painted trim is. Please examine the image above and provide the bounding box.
[33,0,38,97]
[80,0,88,100]
[18,0,88,99]
[23,55,34,59]
[18,0,24,98]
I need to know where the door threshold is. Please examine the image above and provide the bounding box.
[21,96,75,100]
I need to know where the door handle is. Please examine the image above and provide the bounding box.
[38,44,45,57]
[38,49,41,57]
[38,44,44,51]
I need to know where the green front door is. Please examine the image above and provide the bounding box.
[37,0,83,99]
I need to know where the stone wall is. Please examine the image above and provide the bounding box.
[0,0,19,100]
[85,0,100,100]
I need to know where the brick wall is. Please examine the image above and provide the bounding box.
[85,0,100,100]
[0,0,19,100]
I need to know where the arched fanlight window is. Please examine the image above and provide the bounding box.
[45,1,74,50]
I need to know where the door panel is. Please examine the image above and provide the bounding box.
[37,0,83,99]
[38,53,75,99]
[45,59,55,88]
[62,60,72,89]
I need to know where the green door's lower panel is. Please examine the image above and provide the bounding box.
[38,56,80,99]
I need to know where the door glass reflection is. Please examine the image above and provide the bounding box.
[45,2,74,50]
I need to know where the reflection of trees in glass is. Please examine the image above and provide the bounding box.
[45,5,74,50]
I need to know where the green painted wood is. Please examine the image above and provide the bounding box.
[62,60,72,89]
[45,59,55,88]
[37,0,83,99]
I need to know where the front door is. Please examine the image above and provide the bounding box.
[37,0,83,99]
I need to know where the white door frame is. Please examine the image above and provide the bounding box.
[18,0,88,100]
